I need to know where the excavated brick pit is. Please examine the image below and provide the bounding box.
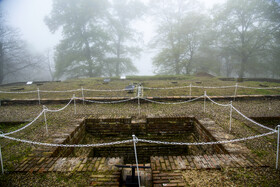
[81,116,228,163]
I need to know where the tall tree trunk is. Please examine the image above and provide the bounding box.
[116,35,122,77]
[80,28,94,77]
[239,56,248,81]
[225,56,230,77]
[84,39,93,77]
[47,50,54,81]
[175,57,180,75]
[186,60,192,75]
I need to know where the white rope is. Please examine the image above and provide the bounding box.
[191,85,235,89]
[141,95,204,105]
[3,110,45,136]
[44,98,73,112]
[232,106,276,132]
[143,85,190,90]
[0,134,133,147]
[83,88,127,92]
[39,89,81,93]
[76,97,137,104]
[0,90,37,94]
[204,94,276,132]
[238,85,280,90]
[0,131,275,148]
[1,85,279,94]
[137,131,276,145]
[206,95,232,107]
[1,84,279,94]
[1,98,74,136]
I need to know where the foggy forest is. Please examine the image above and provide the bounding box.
[0,0,280,84]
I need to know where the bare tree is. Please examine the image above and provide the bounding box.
[0,8,42,84]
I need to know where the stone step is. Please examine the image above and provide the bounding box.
[152,170,185,186]
[14,157,123,173]
[150,154,266,171]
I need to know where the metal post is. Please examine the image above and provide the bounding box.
[234,83,238,101]
[189,83,192,96]
[37,88,41,105]
[229,101,233,132]
[137,86,141,116]
[276,125,280,169]
[81,87,85,105]
[204,91,206,113]
[132,135,141,187]
[0,145,4,174]
[43,105,48,134]
[138,97,141,116]
[73,94,76,114]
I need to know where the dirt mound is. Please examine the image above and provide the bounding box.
[195,72,215,77]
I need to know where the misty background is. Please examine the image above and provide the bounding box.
[0,0,279,84]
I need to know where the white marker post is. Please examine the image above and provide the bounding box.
[73,94,76,114]
[229,101,233,132]
[43,105,48,134]
[234,83,238,101]
[276,125,280,169]
[189,83,192,96]
[37,88,41,105]
[81,87,85,105]
[0,145,4,174]
[137,86,141,116]
[204,91,206,113]
[132,135,141,187]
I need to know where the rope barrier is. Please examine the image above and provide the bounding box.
[0,134,133,147]
[137,131,276,145]
[3,110,45,136]
[206,95,232,107]
[143,85,190,90]
[39,89,81,93]
[2,98,74,136]
[0,84,279,94]
[191,85,235,89]
[83,88,128,92]
[141,95,204,105]
[76,97,137,104]
[238,85,280,90]
[0,131,275,147]
[232,106,276,132]
[0,90,37,94]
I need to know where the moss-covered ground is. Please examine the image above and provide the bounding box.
[0,76,280,186]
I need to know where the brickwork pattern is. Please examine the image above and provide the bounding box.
[15,157,123,173]
[151,154,265,171]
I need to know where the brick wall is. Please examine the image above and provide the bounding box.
[193,119,228,154]
[51,120,86,157]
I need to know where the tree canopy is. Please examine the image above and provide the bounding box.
[45,0,144,79]
[150,0,280,78]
